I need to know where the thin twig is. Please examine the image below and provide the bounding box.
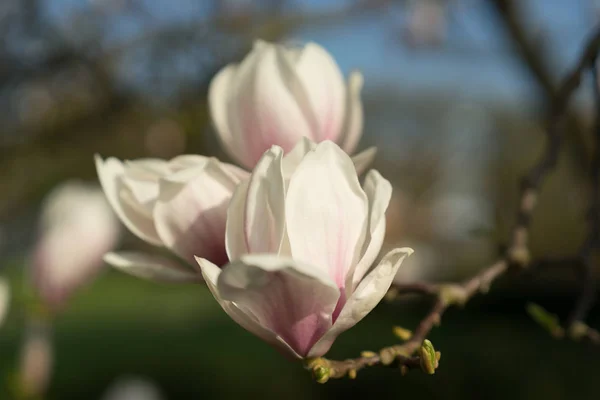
[491,0,593,174]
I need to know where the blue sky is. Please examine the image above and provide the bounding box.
[41,0,598,106]
[291,0,597,106]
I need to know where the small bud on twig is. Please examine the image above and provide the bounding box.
[305,358,331,384]
[360,350,377,358]
[379,347,396,366]
[439,284,468,307]
[419,340,437,375]
[393,326,413,341]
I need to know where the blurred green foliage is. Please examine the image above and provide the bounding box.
[1,263,599,400]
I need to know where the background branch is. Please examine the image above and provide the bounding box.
[309,23,600,382]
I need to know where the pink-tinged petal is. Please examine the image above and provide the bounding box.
[195,256,302,359]
[351,147,377,176]
[216,254,340,358]
[104,252,201,283]
[281,136,317,180]
[121,159,174,213]
[340,71,364,154]
[95,155,162,246]
[153,160,239,266]
[243,147,286,254]
[351,170,392,289]
[209,64,245,165]
[292,43,346,142]
[227,43,315,168]
[286,141,368,289]
[283,139,375,179]
[307,247,413,358]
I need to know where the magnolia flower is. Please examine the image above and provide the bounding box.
[95,154,248,272]
[196,141,413,358]
[0,278,9,327]
[209,40,375,170]
[32,182,120,308]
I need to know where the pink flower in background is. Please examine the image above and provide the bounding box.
[209,40,375,171]
[95,155,248,276]
[0,278,9,327]
[196,141,413,358]
[32,181,120,309]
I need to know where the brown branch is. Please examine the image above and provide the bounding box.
[308,23,600,383]
[491,0,592,174]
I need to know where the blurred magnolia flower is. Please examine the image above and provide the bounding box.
[101,377,164,400]
[209,40,375,170]
[403,0,447,48]
[0,278,9,327]
[96,155,248,272]
[196,141,413,358]
[32,181,120,308]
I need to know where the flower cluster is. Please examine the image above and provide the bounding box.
[96,41,413,359]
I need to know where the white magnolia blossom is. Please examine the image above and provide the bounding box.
[32,181,120,308]
[196,141,413,359]
[209,40,375,171]
[0,278,9,327]
[96,154,248,273]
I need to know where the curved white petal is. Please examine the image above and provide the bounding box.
[209,64,244,165]
[307,247,413,358]
[216,254,339,357]
[222,163,251,181]
[351,170,392,288]
[243,147,286,254]
[169,154,210,170]
[351,147,377,176]
[225,180,250,261]
[95,155,162,246]
[153,160,239,266]
[124,158,171,177]
[286,141,368,289]
[227,44,315,168]
[340,71,364,154]
[281,136,317,180]
[104,252,200,283]
[293,43,346,142]
[121,159,171,217]
[195,256,301,359]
